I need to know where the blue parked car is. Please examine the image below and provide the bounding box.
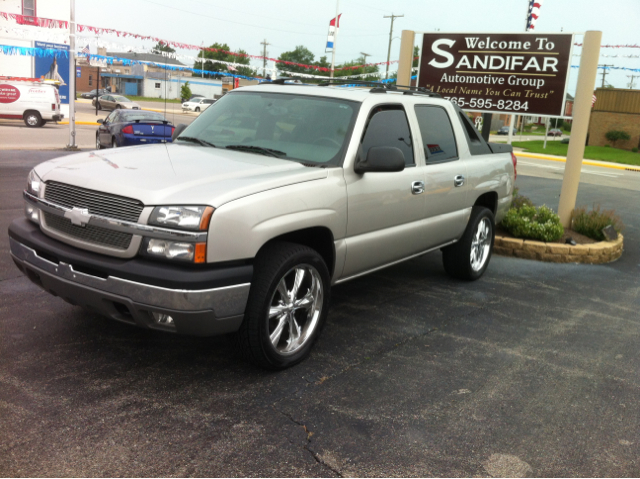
[96,110,174,149]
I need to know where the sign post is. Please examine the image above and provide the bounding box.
[557,31,602,227]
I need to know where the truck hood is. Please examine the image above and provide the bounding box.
[35,144,329,207]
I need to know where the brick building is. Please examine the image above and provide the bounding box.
[588,87,640,150]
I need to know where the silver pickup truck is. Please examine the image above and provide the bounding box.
[9,82,516,369]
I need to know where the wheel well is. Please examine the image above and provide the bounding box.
[473,192,498,215]
[263,227,335,277]
[23,110,40,119]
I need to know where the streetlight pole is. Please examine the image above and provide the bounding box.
[67,0,77,149]
[384,13,403,80]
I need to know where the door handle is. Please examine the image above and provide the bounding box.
[454,175,465,187]
[411,181,425,195]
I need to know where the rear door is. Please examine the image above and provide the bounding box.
[342,105,426,278]
[413,104,470,247]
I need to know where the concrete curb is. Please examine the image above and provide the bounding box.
[59,121,99,126]
[516,152,640,173]
[494,234,624,264]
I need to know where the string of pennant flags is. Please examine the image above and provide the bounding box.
[3,45,640,83]
[2,10,640,74]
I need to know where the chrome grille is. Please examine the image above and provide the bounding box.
[43,212,133,250]
[44,181,143,222]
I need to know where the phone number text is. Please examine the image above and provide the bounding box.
[444,97,529,111]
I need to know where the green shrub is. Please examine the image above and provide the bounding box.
[604,144,611,148]
[605,129,631,146]
[562,121,572,132]
[180,81,192,102]
[510,188,534,210]
[502,204,564,242]
[571,205,624,241]
[632,147,638,153]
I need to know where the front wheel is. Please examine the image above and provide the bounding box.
[24,111,42,127]
[195,107,200,112]
[237,242,331,370]
[442,206,495,281]
[96,133,102,149]
[97,102,102,110]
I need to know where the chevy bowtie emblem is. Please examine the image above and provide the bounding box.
[64,207,91,227]
[151,125,154,133]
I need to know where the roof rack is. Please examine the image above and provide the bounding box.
[316,79,441,97]
[258,77,306,85]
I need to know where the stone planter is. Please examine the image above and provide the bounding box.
[494,234,624,264]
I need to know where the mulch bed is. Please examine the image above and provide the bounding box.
[495,226,597,245]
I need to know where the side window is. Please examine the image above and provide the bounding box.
[360,107,414,166]
[106,111,118,123]
[414,106,458,164]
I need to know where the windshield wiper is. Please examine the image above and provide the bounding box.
[225,145,287,158]
[177,136,216,148]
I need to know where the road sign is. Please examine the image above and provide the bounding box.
[416,33,574,116]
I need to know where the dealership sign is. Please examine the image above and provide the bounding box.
[417,33,574,116]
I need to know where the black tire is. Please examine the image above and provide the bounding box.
[97,102,102,110]
[111,136,117,148]
[116,105,121,109]
[442,206,495,281]
[24,111,42,127]
[96,133,102,150]
[237,242,331,370]
[41,120,47,126]
[195,107,200,112]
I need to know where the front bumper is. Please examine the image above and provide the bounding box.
[9,218,252,336]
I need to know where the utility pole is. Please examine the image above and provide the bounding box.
[67,0,77,149]
[627,74,638,89]
[360,52,371,64]
[599,64,614,88]
[384,13,403,79]
[260,39,270,78]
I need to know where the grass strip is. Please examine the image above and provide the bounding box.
[512,140,640,167]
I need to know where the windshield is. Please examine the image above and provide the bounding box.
[114,96,130,102]
[177,91,359,165]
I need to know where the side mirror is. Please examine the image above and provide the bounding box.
[172,123,188,141]
[354,146,405,174]
[96,119,104,124]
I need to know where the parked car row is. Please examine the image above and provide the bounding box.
[80,88,111,99]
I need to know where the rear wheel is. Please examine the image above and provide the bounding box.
[195,107,200,112]
[237,242,330,370]
[442,206,495,281]
[24,111,42,128]
[97,102,102,110]
[111,136,117,148]
[116,105,121,109]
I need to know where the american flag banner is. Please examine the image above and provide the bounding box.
[526,0,544,31]
[325,14,342,53]
[80,44,90,55]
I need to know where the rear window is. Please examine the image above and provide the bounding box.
[118,111,167,122]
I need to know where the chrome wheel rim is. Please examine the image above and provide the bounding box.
[26,115,38,126]
[267,264,323,355]
[470,217,491,272]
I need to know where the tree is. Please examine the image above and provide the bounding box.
[194,42,255,78]
[152,42,175,54]
[278,46,319,76]
[605,129,630,147]
[180,81,192,102]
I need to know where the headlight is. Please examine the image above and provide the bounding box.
[142,238,207,263]
[148,205,214,231]
[27,169,42,197]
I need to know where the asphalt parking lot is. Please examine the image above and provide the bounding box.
[1,149,639,476]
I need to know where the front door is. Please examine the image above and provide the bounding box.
[342,106,426,279]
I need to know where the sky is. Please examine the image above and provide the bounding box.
[75,0,640,93]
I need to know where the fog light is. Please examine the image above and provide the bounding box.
[25,203,40,223]
[146,239,195,261]
[152,312,174,325]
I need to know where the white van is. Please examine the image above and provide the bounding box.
[0,78,64,127]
